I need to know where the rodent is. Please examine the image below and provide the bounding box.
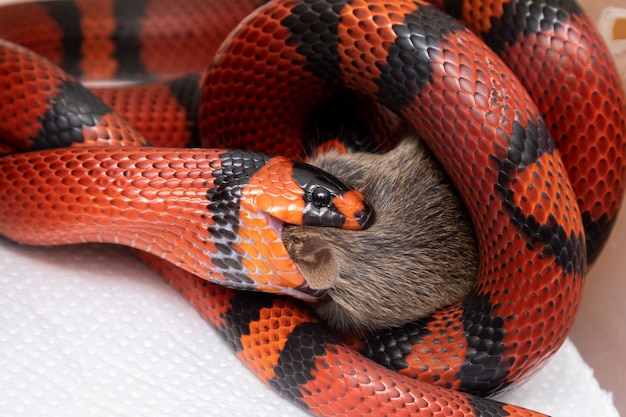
[282,138,478,333]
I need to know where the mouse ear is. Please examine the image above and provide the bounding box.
[288,235,339,290]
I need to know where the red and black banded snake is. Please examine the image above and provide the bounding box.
[0,0,624,416]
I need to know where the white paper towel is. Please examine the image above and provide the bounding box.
[0,239,619,417]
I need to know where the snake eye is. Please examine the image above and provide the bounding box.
[312,186,332,208]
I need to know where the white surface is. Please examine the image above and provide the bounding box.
[0,239,619,417]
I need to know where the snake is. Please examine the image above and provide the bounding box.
[0,0,624,416]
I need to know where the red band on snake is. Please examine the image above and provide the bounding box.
[0,0,624,416]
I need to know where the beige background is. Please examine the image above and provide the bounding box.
[570,0,626,415]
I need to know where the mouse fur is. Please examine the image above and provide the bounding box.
[282,138,478,333]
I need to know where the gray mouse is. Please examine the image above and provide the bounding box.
[283,138,478,332]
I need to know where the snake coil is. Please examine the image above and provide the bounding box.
[0,0,624,416]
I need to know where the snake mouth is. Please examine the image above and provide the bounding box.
[248,213,325,302]
[295,281,327,299]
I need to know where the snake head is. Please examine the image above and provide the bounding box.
[220,153,373,300]
[241,156,374,231]
[292,161,374,230]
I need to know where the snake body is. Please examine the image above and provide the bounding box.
[0,0,625,416]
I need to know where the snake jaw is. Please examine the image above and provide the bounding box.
[294,282,328,299]
[260,212,329,301]
[225,203,326,301]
